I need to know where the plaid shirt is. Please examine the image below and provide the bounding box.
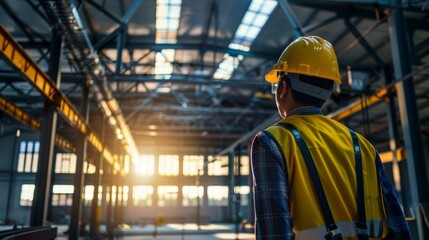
[250,107,410,240]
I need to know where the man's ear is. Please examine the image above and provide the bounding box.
[279,81,288,99]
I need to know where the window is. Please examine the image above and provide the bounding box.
[155,0,182,77]
[20,184,35,206]
[97,186,103,205]
[55,153,77,173]
[83,185,104,206]
[234,186,250,206]
[158,155,179,176]
[237,155,250,175]
[133,186,153,207]
[121,186,129,206]
[213,0,277,80]
[83,161,96,174]
[111,186,117,204]
[207,155,228,176]
[124,155,130,175]
[207,186,228,206]
[158,186,178,207]
[183,155,204,176]
[155,0,182,43]
[83,185,94,206]
[17,141,40,173]
[182,186,203,206]
[52,185,74,206]
[135,155,155,176]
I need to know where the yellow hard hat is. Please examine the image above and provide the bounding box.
[265,36,341,84]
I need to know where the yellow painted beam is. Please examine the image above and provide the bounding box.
[0,25,118,172]
[0,95,75,152]
[328,86,395,121]
[379,147,406,164]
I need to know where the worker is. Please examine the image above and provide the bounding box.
[250,36,410,239]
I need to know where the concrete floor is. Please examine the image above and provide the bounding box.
[54,223,255,240]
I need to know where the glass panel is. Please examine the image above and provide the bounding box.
[235,24,249,38]
[135,154,155,176]
[159,155,179,176]
[20,184,34,206]
[84,185,94,205]
[242,12,256,24]
[122,186,129,206]
[261,1,277,14]
[249,0,264,12]
[32,153,38,172]
[24,141,33,172]
[52,194,59,206]
[158,186,178,206]
[59,194,66,206]
[53,185,74,194]
[239,155,250,175]
[207,156,228,176]
[182,186,203,206]
[247,26,260,39]
[253,14,268,27]
[17,153,25,172]
[183,155,204,176]
[133,186,153,207]
[207,186,228,206]
[55,153,62,173]
[70,154,77,173]
[62,155,70,173]
[111,186,117,204]
[66,195,73,206]
[234,186,250,206]
[124,155,130,174]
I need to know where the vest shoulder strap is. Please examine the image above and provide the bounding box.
[276,123,369,240]
[276,122,342,239]
[349,129,369,240]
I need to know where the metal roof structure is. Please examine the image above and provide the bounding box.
[0,0,428,153]
[1,1,429,238]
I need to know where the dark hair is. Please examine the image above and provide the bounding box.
[281,74,334,108]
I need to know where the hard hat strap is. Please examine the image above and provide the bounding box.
[288,73,332,101]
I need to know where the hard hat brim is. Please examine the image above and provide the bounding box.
[265,70,279,83]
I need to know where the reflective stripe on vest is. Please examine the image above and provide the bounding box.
[295,220,384,239]
[265,114,387,239]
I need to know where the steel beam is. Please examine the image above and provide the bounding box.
[344,19,384,65]
[0,95,75,152]
[388,1,427,238]
[278,0,306,37]
[0,25,118,170]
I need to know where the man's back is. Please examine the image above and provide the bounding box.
[265,114,386,238]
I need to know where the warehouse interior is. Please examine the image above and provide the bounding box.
[0,0,428,239]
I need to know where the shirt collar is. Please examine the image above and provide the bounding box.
[286,106,324,117]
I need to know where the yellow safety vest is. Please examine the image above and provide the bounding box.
[265,114,387,239]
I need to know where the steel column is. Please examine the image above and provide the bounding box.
[228,152,235,222]
[30,27,63,226]
[69,84,90,239]
[388,1,428,239]
[90,118,105,237]
[381,67,413,219]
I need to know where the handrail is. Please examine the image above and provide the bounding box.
[0,226,57,240]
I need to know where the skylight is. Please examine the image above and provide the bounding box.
[213,0,277,80]
[155,0,182,79]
